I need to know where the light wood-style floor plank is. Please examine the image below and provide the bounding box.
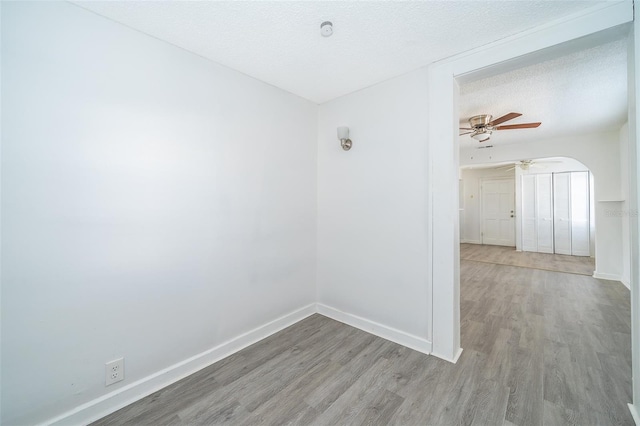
[92,253,631,426]
[461,243,596,275]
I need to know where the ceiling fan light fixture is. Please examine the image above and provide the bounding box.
[471,131,491,142]
[519,160,533,170]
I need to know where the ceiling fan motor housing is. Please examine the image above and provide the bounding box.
[469,114,492,128]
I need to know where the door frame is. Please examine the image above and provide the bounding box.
[480,177,515,246]
[426,2,633,364]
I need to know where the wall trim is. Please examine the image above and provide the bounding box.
[45,304,436,425]
[37,288,632,425]
[431,347,463,364]
[45,304,317,426]
[316,303,432,355]
[460,239,481,244]
[622,278,631,291]
[452,347,463,363]
[629,403,640,425]
[593,271,624,282]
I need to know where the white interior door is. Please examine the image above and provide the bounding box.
[536,174,554,253]
[571,171,590,256]
[522,175,537,252]
[553,173,572,255]
[482,179,515,246]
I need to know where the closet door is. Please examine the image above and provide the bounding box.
[536,174,554,253]
[521,175,537,252]
[553,173,572,255]
[570,171,590,256]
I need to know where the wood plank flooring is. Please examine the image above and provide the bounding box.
[93,261,631,425]
[460,243,596,276]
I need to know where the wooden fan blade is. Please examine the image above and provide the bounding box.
[459,127,474,130]
[495,122,541,130]
[459,131,474,136]
[490,112,522,126]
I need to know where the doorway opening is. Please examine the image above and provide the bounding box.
[449,22,633,422]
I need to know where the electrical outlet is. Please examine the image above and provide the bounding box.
[105,358,124,386]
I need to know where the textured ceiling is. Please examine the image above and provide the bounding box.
[72,0,611,104]
[459,37,628,149]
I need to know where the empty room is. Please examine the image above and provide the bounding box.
[2,1,640,425]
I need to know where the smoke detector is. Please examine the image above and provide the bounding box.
[321,21,333,37]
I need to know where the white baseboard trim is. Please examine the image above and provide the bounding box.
[45,304,316,426]
[431,347,463,364]
[45,303,435,425]
[316,303,432,355]
[593,271,623,282]
[452,347,463,363]
[460,239,481,244]
[629,403,640,425]
[622,278,631,290]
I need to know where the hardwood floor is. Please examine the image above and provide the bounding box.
[460,243,596,276]
[93,262,631,425]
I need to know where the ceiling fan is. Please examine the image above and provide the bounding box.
[460,112,541,142]
[499,159,563,172]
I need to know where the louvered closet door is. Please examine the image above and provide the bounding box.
[570,171,590,256]
[521,175,537,252]
[536,174,554,254]
[553,173,572,255]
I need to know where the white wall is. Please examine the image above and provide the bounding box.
[620,122,631,287]
[317,69,430,342]
[459,167,515,244]
[1,2,317,424]
[460,131,624,279]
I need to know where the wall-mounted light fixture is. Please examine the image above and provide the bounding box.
[337,126,352,151]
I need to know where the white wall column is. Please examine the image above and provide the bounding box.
[428,66,461,361]
[627,18,640,424]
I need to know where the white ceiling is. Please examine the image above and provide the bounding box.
[73,0,611,104]
[459,37,628,149]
